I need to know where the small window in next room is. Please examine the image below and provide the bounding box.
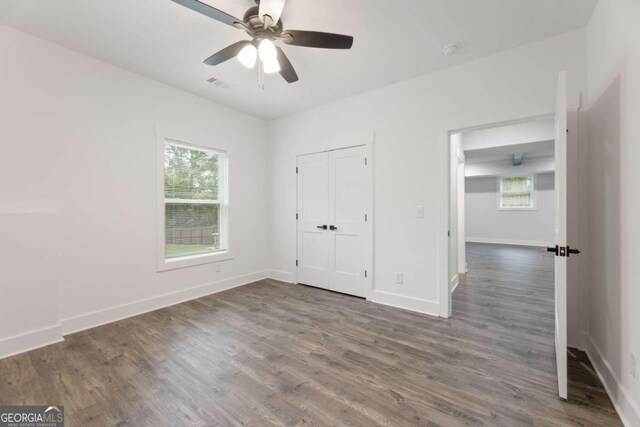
[159,139,229,270]
[498,174,536,210]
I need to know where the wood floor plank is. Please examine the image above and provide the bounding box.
[0,243,622,425]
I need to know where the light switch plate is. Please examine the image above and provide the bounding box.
[416,206,425,218]
[395,272,403,284]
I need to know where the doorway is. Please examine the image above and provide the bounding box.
[447,99,570,398]
[295,144,373,298]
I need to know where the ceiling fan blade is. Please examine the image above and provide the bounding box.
[203,41,250,66]
[171,0,244,29]
[281,30,353,49]
[259,0,287,26]
[276,47,298,83]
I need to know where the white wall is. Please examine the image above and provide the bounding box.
[465,173,555,247]
[267,29,587,317]
[462,119,554,151]
[465,157,555,178]
[585,1,640,424]
[0,25,269,357]
[0,214,62,356]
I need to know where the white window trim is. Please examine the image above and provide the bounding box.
[157,137,232,272]
[497,174,537,211]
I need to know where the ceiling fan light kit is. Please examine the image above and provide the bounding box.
[258,39,277,62]
[171,0,354,87]
[263,58,281,74]
[237,43,258,68]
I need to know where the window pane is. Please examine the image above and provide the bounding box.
[164,144,219,200]
[501,176,533,208]
[165,203,220,258]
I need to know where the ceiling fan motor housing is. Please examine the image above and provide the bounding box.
[243,6,283,39]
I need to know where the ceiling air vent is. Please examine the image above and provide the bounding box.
[207,77,230,89]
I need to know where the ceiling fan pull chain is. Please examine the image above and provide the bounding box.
[258,58,265,90]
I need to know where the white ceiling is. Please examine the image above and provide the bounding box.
[464,140,555,165]
[0,0,597,119]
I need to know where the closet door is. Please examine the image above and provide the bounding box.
[328,146,368,297]
[296,152,330,289]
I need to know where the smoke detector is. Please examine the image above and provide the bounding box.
[442,44,459,56]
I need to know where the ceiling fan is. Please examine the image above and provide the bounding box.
[171,0,354,85]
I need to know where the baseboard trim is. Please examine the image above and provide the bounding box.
[450,275,459,294]
[61,270,269,336]
[568,331,588,352]
[369,290,440,317]
[466,237,553,248]
[266,269,295,283]
[0,324,64,360]
[585,336,640,427]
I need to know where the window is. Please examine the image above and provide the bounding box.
[498,174,536,210]
[158,139,229,270]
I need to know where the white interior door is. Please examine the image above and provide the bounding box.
[296,145,370,297]
[297,152,329,289]
[553,71,568,399]
[328,146,368,297]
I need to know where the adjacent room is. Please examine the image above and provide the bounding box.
[1,0,638,425]
[451,118,558,297]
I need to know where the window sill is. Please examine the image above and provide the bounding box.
[157,250,233,272]
[497,207,538,211]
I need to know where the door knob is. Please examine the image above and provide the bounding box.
[329,225,338,231]
[567,246,581,257]
[316,225,328,230]
[546,245,581,257]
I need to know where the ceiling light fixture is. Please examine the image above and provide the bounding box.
[237,43,257,68]
[263,58,281,74]
[258,39,278,62]
[171,0,354,88]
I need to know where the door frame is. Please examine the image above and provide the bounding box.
[293,133,374,299]
[440,114,555,318]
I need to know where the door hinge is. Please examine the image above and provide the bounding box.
[296,259,298,266]
[365,214,368,222]
[296,213,298,220]
[365,157,368,166]
[365,270,367,278]
[296,167,298,174]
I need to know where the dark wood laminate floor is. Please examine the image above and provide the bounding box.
[0,243,621,426]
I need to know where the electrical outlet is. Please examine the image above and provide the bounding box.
[631,353,637,380]
[416,206,425,218]
[395,272,403,284]
[215,263,222,273]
